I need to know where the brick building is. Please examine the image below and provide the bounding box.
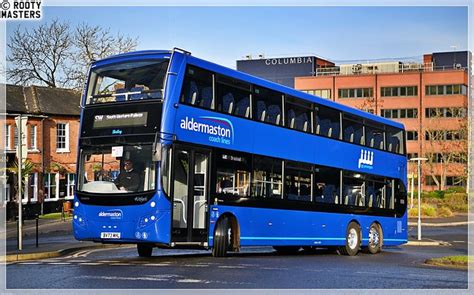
[2,84,81,220]
[295,51,470,191]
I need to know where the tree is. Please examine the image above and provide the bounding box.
[8,20,138,89]
[5,159,36,202]
[8,19,72,88]
[424,107,468,190]
[66,23,138,90]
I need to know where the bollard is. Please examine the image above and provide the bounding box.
[36,217,39,248]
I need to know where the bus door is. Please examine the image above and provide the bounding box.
[171,146,210,243]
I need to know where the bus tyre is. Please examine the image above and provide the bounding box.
[212,217,230,257]
[137,244,153,257]
[367,223,382,254]
[339,222,361,256]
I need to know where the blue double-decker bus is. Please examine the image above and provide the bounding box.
[73,48,407,257]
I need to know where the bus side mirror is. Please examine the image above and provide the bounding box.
[152,142,162,162]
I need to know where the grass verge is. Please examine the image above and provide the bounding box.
[425,256,472,269]
[39,212,71,220]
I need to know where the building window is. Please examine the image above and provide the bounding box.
[381,86,418,97]
[425,84,467,96]
[13,125,18,149]
[44,173,58,200]
[381,108,418,119]
[338,88,373,99]
[24,173,38,202]
[303,89,332,99]
[4,124,11,150]
[446,176,465,187]
[56,123,69,152]
[425,107,466,118]
[425,130,464,141]
[29,125,37,150]
[4,184,11,203]
[406,131,418,141]
[66,173,76,199]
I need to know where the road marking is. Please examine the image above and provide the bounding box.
[218,265,246,269]
[183,264,208,267]
[78,275,169,282]
[452,241,466,243]
[142,263,171,267]
[48,262,71,265]
[17,262,41,265]
[176,279,208,283]
[79,262,102,265]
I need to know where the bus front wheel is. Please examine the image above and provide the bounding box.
[212,217,231,257]
[137,243,153,257]
[339,222,361,256]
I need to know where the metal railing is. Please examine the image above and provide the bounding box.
[313,62,468,77]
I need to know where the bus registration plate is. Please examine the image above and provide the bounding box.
[101,232,121,239]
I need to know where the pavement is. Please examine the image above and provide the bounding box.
[1,213,471,262]
[2,217,112,262]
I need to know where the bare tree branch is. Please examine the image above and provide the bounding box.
[7,19,72,88]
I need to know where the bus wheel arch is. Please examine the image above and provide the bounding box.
[339,220,361,256]
[212,213,240,257]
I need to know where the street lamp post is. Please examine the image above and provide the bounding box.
[410,157,428,241]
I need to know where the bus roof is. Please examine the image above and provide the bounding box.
[96,49,405,130]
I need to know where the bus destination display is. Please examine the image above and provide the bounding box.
[93,112,148,129]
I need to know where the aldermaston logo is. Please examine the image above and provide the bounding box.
[358,149,374,170]
[98,209,123,220]
[180,116,234,145]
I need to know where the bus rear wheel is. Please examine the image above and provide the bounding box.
[212,217,231,257]
[366,223,382,254]
[137,244,153,257]
[339,222,360,256]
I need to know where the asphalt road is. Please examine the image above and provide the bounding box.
[6,242,468,289]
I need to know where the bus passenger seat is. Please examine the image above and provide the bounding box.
[370,138,375,148]
[257,101,266,121]
[288,110,296,129]
[115,88,127,101]
[268,105,281,125]
[222,93,235,114]
[130,87,144,100]
[200,87,213,108]
[191,92,198,105]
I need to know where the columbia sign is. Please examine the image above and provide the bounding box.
[264,56,313,66]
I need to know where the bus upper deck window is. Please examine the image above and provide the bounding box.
[87,60,168,105]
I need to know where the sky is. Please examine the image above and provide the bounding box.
[6,6,469,69]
